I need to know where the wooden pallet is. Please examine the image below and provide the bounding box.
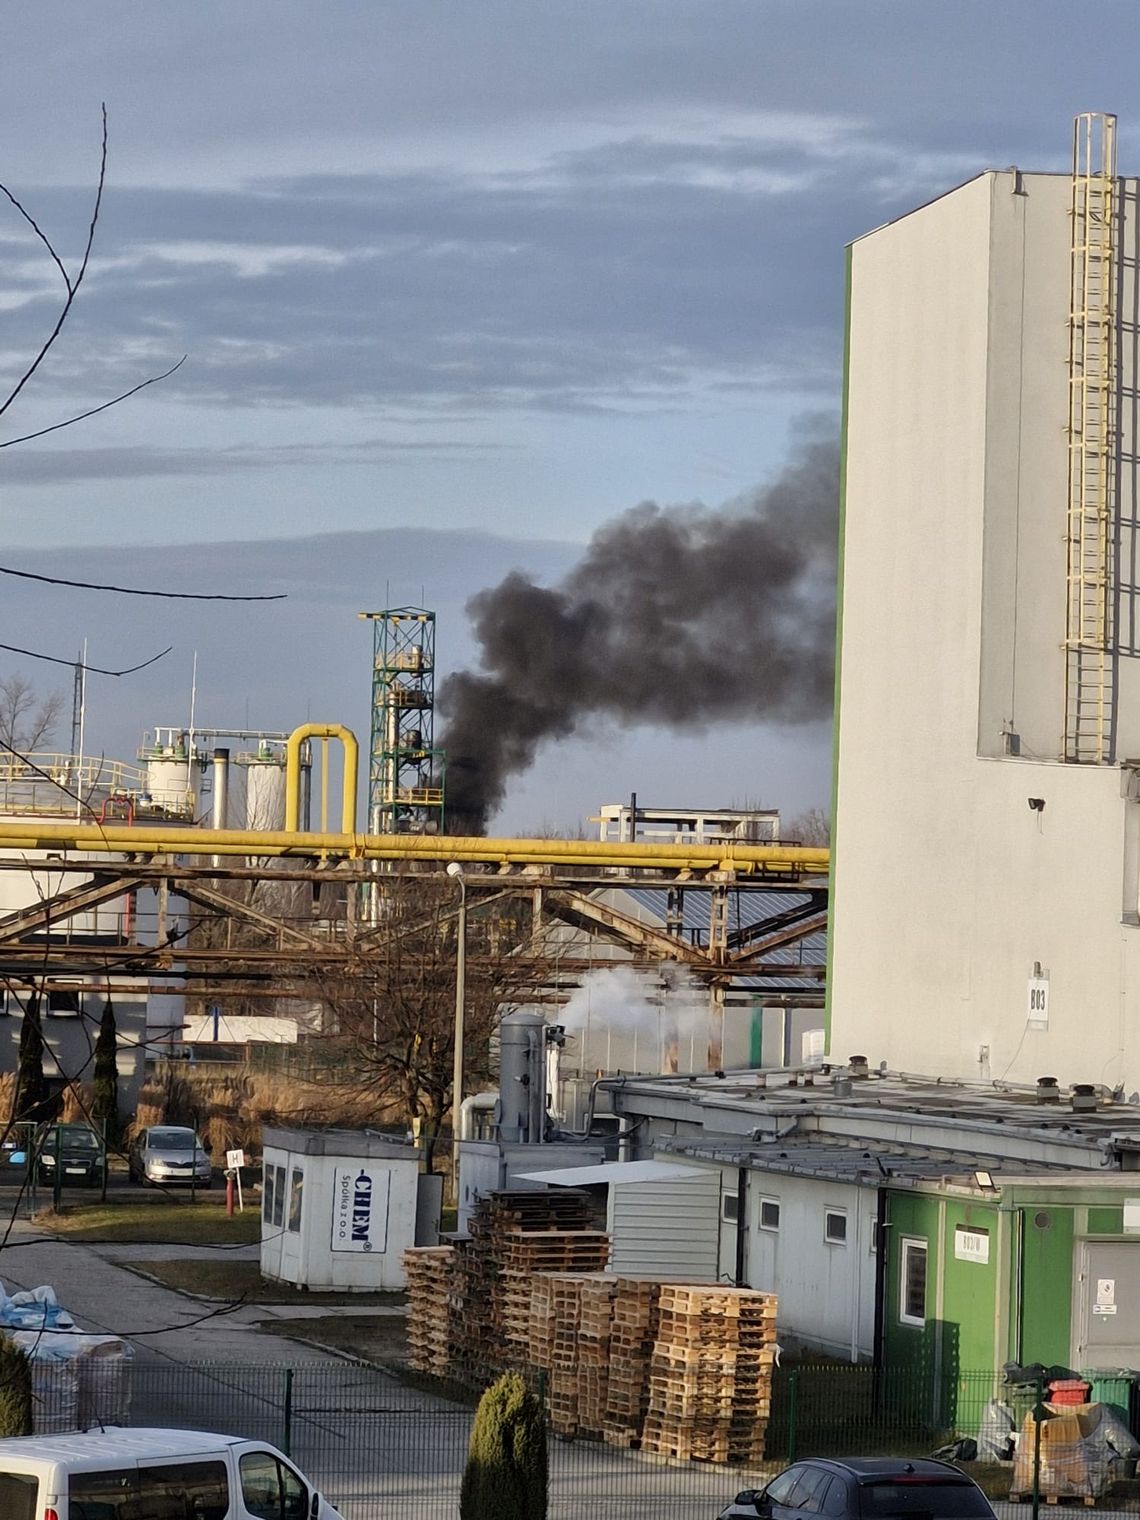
[1008,1496,1097,1508]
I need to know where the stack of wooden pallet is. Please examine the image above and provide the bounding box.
[603,1277,661,1448]
[406,1191,608,1386]
[547,1274,586,1436]
[402,1245,456,1374]
[578,1274,618,1438]
[641,1285,777,1465]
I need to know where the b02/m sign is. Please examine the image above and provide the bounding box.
[331,1166,392,1254]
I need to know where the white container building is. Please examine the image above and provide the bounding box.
[260,1127,437,1291]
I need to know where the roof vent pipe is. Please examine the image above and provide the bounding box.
[1072,1083,1099,1113]
[834,1076,853,1099]
[1037,1076,1061,1104]
[849,1055,870,1079]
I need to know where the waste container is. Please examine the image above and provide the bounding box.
[1083,1370,1140,1440]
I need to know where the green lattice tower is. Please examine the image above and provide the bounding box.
[358,608,446,833]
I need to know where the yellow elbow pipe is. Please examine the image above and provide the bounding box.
[285,724,358,834]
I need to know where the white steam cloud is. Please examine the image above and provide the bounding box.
[559,963,712,1074]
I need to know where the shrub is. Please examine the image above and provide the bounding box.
[460,1372,547,1520]
[0,1337,32,1436]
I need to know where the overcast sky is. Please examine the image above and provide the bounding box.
[0,3,1132,831]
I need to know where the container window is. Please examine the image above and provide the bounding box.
[900,1237,928,1327]
[824,1208,847,1245]
[288,1167,304,1233]
[271,1165,286,1228]
[759,1198,781,1232]
[263,1164,277,1225]
[721,1192,740,1224]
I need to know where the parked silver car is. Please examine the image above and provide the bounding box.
[129,1126,213,1187]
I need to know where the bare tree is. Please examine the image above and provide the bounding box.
[0,675,62,753]
[786,806,830,846]
[316,876,536,1171]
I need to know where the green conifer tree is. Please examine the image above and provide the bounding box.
[0,1337,33,1436]
[460,1372,547,1520]
[92,998,120,1147]
[15,991,47,1125]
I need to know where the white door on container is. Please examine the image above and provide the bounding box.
[1073,1241,1140,1365]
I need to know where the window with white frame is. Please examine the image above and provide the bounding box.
[900,1237,928,1327]
[824,1208,847,1245]
[721,1192,740,1224]
[759,1198,781,1232]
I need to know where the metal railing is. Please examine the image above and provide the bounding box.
[18,1362,1140,1520]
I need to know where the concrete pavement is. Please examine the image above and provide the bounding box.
[0,1216,343,1365]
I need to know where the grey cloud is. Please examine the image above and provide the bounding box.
[0,437,510,485]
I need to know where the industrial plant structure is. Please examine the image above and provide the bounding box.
[830,112,1140,1087]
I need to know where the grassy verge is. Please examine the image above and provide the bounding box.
[254,1314,409,1364]
[36,1201,261,1245]
[123,1257,407,1306]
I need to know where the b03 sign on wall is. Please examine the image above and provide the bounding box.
[331,1166,392,1254]
[1027,975,1050,1030]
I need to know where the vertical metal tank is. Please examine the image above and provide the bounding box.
[242,746,287,830]
[142,731,197,815]
[497,1011,547,1144]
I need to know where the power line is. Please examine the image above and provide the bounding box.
[0,564,285,602]
[0,643,173,676]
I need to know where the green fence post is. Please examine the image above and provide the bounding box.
[282,1368,294,1457]
[1031,1374,1042,1520]
[787,1370,799,1464]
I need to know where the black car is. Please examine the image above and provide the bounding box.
[720,1460,997,1520]
[35,1123,106,1188]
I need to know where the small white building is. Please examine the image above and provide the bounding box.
[260,1127,437,1291]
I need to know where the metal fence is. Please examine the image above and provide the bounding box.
[23,1360,1140,1520]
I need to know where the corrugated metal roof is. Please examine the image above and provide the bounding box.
[657,1135,1072,1184]
[515,1159,708,1187]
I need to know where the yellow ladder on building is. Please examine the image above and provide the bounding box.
[1065,111,1118,763]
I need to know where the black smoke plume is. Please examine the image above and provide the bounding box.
[439,437,838,832]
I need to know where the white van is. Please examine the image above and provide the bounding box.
[0,1426,343,1519]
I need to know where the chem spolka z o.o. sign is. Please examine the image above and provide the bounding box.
[331,1167,391,1253]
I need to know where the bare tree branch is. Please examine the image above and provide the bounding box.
[0,357,187,450]
[0,105,106,420]
[0,674,62,752]
[0,105,184,448]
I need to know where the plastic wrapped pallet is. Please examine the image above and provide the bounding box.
[74,1335,133,1429]
[1012,1403,1139,1500]
[9,1331,80,1435]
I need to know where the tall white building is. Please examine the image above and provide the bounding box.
[830,119,1140,1086]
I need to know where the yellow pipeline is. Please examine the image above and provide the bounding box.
[0,820,828,875]
[284,724,358,834]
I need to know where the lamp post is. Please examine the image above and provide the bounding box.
[446,862,467,1145]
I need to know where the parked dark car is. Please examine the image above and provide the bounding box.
[128,1125,212,1187]
[35,1123,105,1188]
[719,1460,997,1520]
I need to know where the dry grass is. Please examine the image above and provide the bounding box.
[59,1082,94,1123]
[132,1067,389,1154]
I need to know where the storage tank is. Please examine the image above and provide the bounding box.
[497,1011,547,1144]
[140,731,198,815]
[241,747,287,831]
